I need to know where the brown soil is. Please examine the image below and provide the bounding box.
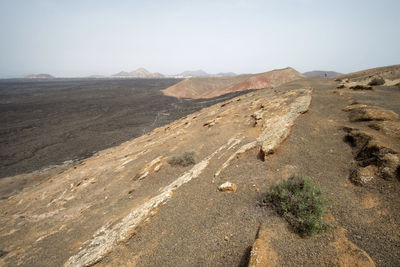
[0,75,399,266]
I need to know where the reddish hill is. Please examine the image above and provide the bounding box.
[162,67,304,98]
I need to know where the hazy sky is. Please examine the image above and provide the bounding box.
[0,0,399,77]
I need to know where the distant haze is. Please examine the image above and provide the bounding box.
[0,0,399,78]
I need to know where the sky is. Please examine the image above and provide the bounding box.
[0,0,399,77]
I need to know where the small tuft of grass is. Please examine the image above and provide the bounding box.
[0,249,7,257]
[368,76,385,86]
[167,151,196,167]
[264,176,329,236]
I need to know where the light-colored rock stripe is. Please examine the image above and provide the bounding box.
[215,88,312,177]
[64,136,240,267]
[259,92,312,156]
[136,156,164,180]
[215,141,257,177]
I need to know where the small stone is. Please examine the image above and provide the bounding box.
[380,153,400,180]
[224,236,229,241]
[350,166,377,185]
[218,182,237,192]
[359,166,376,184]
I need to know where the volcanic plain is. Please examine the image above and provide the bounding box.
[0,78,251,196]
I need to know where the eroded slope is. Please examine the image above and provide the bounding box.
[0,87,312,266]
[1,75,399,266]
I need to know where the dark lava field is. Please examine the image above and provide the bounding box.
[0,78,250,178]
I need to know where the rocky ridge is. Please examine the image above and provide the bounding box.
[0,67,399,266]
[0,86,313,266]
[162,67,304,99]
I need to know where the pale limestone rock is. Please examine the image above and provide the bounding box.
[218,182,237,192]
[135,156,164,180]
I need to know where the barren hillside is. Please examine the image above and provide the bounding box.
[0,66,399,266]
[162,67,304,99]
[338,64,400,81]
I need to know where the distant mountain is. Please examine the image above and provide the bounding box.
[112,68,166,78]
[180,70,209,77]
[302,71,342,78]
[129,68,159,78]
[152,72,165,78]
[113,71,130,77]
[25,74,54,79]
[87,75,106,78]
[216,72,237,77]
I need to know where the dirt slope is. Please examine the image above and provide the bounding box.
[162,67,304,99]
[338,64,400,81]
[0,85,312,266]
[0,73,399,266]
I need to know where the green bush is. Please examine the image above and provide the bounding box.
[368,77,385,86]
[0,249,6,257]
[264,176,328,236]
[167,151,196,167]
